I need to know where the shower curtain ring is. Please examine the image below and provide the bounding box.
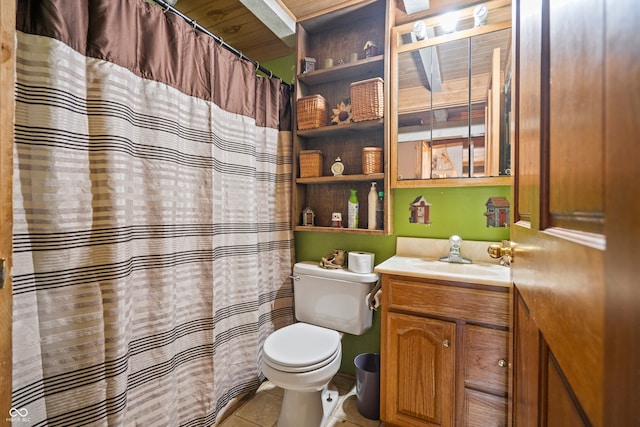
[191,19,197,29]
[219,37,224,46]
[255,62,259,72]
[269,70,273,79]
[163,3,170,13]
[239,51,244,60]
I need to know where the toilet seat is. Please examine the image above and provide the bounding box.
[263,323,340,373]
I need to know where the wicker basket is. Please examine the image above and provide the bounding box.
[299,150,323,177]
[297,94,327,130]
[350,77,384,122]
[362,147,383,174]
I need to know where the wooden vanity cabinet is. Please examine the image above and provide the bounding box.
[380,274,510,427]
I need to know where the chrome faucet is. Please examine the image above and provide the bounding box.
[439,235,472,264]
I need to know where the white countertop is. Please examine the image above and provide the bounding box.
[374,237,511,286]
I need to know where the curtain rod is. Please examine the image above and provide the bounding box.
[150,0,293,89]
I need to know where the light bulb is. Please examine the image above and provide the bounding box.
[413,20,427,40]
[440,12,458,33]
[474,4,488,27]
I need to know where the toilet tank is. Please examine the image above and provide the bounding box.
[292,261,378,335]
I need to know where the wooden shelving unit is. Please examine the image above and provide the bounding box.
[292,0,390,233]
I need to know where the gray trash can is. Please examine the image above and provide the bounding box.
[354,353,380,420]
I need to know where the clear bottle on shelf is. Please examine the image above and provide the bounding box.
[368,182,377,230]
[348,189,359,229]
[376,191,384,230]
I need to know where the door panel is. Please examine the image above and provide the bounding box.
[547,354,590,427]
[548,0,604,233]
[514,0,542,226]
[512,0,605,425]
[512,226,603,424]
[512,292,539,427]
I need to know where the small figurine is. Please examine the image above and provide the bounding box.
[364,41,379,58]
[331,98,353,125]
[302,207,315,226]
[301,57,316,73]
[320,249,346,269]
[331,212,343,227]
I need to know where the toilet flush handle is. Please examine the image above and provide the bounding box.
[289,275,300,281]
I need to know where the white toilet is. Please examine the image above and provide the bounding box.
[261,261,378,427]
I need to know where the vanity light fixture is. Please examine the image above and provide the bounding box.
[440,12,458,34]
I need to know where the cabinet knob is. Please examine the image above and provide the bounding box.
[498,358,507,368]
[443,340,450,348]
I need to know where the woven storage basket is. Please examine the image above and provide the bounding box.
[299,150,323,177]
[350,77,384,122]
[362,147,383,174]
[297,94,327,130]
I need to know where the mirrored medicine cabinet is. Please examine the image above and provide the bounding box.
[390,0,513,187]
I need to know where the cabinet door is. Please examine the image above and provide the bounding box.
[464,325,508,396]
[463,326,508,426]
[383,312,455,427]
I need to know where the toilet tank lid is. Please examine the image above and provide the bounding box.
[294,261,378,283]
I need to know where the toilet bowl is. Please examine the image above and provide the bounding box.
[261,261,378,427]
[262,323,342,427]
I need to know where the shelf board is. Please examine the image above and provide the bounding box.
[297,55,384,86]
[297,119,384,138]
[393,176,512,188]
[297,173,384,184]
[298,0,381,32]
[294,225,386,235]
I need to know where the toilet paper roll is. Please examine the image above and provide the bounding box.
[366,289,383,310]
[348,251,375,273]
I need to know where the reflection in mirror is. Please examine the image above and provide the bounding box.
[394,2,512,182]
[471,29,512,176]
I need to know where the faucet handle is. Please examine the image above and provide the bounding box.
[488,240,514,266]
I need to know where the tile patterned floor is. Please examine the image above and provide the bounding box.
[218,374,384,427]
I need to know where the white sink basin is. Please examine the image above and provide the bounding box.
[374,256,510,286]
[409,258,506,276]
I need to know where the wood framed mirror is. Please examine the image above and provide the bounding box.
[390,0,513,187]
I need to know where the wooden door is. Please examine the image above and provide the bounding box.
[510,0,640,426]
[383,312,456,427]
[0,0,15,424]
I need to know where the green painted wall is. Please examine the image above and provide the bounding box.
[260,54,296,85]
[295,185,511,374]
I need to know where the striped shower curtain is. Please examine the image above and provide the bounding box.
[11,1,294,425]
